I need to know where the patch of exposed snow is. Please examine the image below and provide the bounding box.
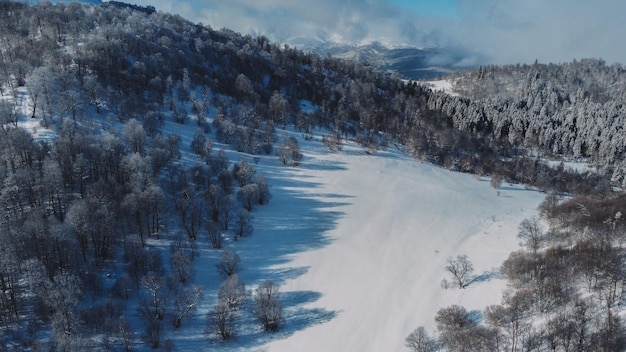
[422,79,459,96]
[545,160,597,174]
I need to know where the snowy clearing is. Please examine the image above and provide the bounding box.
[421,79,459,96]
[179,135,545,351]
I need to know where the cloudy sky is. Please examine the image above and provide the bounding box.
[127,0,626,66]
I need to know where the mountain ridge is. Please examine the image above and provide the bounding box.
[287,40,470,80]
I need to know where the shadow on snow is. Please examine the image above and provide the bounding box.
[467,268,501,287]
[205,290,338,350]
[235,291,338,349]
[206,162,348,349]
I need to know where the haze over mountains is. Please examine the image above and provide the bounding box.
[293,41,468,80]
[105,0,626,66]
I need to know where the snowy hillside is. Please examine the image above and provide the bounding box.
[173,134,546,351]
[7,3,622,350]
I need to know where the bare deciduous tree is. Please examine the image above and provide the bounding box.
[253,280,283,332]
[277,136,303,166]
[233,208,254,240]
[175,189,203,240]
[238,183,259,211]
[218,274,247,309]
[0,100,18,128]
[170,247,195,285]
[517,218,544,255]
[45,272,82,337]
[323,132,343,152]
[190,128,207,157]
[445,255,474,289]
[119,315,134,352]
[269,91,289,125]
[216,246,241,277]
[206,221,223,249]
[436,305,495,351]
[171,285,202,329]
[233,159,256,187]
[405,326,439,352]
[123,118,147,155]
[255,174,272,205]
[139,272,167,349]
[209,301,237,341]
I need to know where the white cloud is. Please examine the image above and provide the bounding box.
[449,0,626,64]
[130,0,626,65]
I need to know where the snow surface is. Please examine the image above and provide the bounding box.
[546,159,597,174]
[422,79,459,96]
[177,134,545,351]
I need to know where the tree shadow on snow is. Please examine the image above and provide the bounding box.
[277,290,338,338]
[468,309,484,324]
[200,165,349,351]
[234,170,352,286]
[297,158,349,171]
[466,268,501,287]
[207,291,338,351]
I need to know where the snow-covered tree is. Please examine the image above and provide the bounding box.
[216,246,241,277]
[253,280,283,332]
[217,274,247,309]
[209,301,238,340]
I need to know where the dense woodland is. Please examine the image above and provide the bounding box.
[0,1,625,350]
[442,61,626,182]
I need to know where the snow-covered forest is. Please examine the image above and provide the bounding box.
[440,61,626,180]
[0,1,626,351]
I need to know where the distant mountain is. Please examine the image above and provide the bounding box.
[48,0,157,13]
[292,40,471,80]
[46,0,102,4]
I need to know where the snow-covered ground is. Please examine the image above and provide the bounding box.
[422,79,459,96]
[178,134,545,351]
[545,159,597,174]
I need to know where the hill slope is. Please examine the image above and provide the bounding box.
[262,143,544,351]
[1,2,623,350]
[172,136,545,351]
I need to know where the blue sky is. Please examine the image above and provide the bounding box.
[123,0,626,66]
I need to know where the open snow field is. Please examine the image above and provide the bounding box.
[180,134,546,352]
[421,79,459,96]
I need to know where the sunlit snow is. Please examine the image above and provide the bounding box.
[422,79,459,96]
[176,133,545,351]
